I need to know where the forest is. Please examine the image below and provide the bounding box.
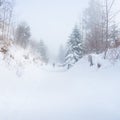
[0,0,120,120]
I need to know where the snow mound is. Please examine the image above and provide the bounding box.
[0,46,120,120]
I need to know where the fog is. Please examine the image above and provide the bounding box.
[0,0,120,120]
[15,0,89,55]
[14,0,120,56]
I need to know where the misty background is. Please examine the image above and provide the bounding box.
[1,0,120,120]
[14,0,89,56]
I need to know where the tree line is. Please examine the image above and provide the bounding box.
[0,0,120,67]
[60,0,120,69]
[0,0,48,64]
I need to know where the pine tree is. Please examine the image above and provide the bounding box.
[58,45,65,64]
[38,40,48,63]
[15,22,31,49]
[65,25,83,68]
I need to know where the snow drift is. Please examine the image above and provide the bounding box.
[0,46,120,120]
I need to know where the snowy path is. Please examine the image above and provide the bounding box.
[0,62,120,120]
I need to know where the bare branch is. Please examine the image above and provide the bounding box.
[108,0,115,13]
[109,10,120,20]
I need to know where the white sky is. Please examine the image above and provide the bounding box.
[14,0,120,56]
[14,0,89,55]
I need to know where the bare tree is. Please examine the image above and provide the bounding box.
[83,0,105,54]
[0,0,14,41]
[104,0,120,58]
[83,0,120,56]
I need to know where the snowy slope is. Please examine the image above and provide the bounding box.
[0,47,120,120]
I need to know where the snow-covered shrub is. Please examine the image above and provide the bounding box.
[106,47,120,62]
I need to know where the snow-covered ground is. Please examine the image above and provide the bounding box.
[0,47,120,120]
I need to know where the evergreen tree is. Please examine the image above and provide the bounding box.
[58,45,65,64]
[15,22,31,49]
[38,40,48,63]
[65,25,83,68]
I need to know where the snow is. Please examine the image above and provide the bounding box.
[0,46,120,120]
